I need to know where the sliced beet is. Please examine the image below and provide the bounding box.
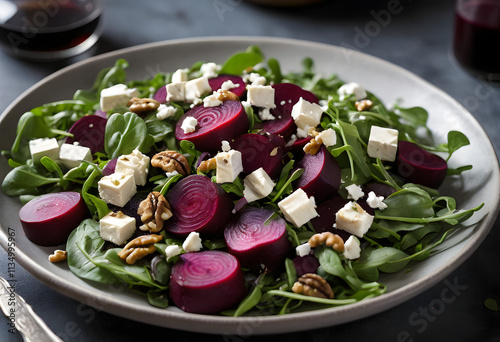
[153,86,167,103]
[396,141,448,189]
[102,158,117,176]
[293,254,320,276]
[284,136,311,161]
[310,194,351,240]
[294,146,342,203]
[175,100,248,152]
[230,133,285,179]
[94,110,107,119]
[169,250,246,314]
[261,83,318,139]
[208,74,246,98]
[65,115,107,154]
[363,182,397,199]
[165,175,233,236]
[224,207,291,273]
[19,192,89,246]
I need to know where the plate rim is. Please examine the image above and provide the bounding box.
[1,35,499,335]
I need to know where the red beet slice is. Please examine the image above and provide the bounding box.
[165,175,233,236]
[65,115,107,154]
[293,254,320,276]
[102,158,117,176]
[261,83,318,139]
[363,182,397,199]
[224,207,291,273]
[396,141,448,189]
[175,100,248,152]
[230,133,285,179]
[208,74,246,98]
[19,192,89,246]
[294,146,342,203]
[169,250,246,314]
[94,110,107,119]
[310,194,351,240]
[153,86,167,103]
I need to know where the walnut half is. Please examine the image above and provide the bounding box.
[292,273,334,299]
[137,191,172,232]
[118,234,163,264]
[127,97,160,114]
[151,150,191,176]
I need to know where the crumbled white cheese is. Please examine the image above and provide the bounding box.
[182,232,203,252]
[115,149,150,186]
[165,170,179,178]
[166,82,186,102]
[99,211,136,246]
[258,107,275,121]
[100,84,139,112]
[278,188,318,227]
[243,167,275,203]
[29,137,60,162]
[343,235,361,260]
[291,97,323,130]
[220,80,240,91]
[181,116,198,134]
[337,82,367,101]
[367,125,399,162]
[203,93,222,107]
[171,68,189,83]
[296,125,312,139]
[165,245,183,261]
[98,172,137,207]
[156,104,177,120]
[335,201,374,238]
[221,140,231,152]
[59,143,92,169]
[200,62,220,78]
[366,191,388,210]
[345,184,365,201]
[247,84,276,109]
[215,149,243,183]
[296,242,311,257]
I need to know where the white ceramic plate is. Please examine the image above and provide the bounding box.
[0,37,499,335]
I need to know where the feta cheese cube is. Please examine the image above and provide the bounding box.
[200,62,220,79]
[367,125,399,162]
[291,97,323,130]
[296,125,312,139]
[335,201,374,237]
[247,85,276,108]
[98,172,137,207]
[165,245,183,260]
[99,211,136,246]
[29,138,60,162]
[216,149,243,183]
[172,68,189,83]
[166,82,186,102]
[115,149,150,186]
[156,104,177,120]
[182,232,203,252]
[243,167,275,202]
[366,191,388,210]
[203,93,222,107]
[337,82,367,101]
[185,76,212,102]
[100,84,139,112]
[181,116,197,134]
[278,188,318,227]
[296,242,311,257]
[59,143,92,169]
[343,235,361,260]
[316,128,337,147]
[345,184,364,201]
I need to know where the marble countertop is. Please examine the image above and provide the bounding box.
[1,0,499,341]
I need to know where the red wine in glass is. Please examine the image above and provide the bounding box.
[453,0,500,84]
[0,0,102,60]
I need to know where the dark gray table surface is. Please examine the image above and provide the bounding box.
[1,0,499,341]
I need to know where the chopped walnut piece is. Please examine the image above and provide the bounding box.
[127,97,160,114]
[137,192,172,233]
[292,273,334,299]
[151,150,191,176]
[214,89,239,102]
[48,250,67,263]
[308,232,345,253]
[303,138,321,155]
[355,99,373,112]
[197,157,217,173]
[118,234,163,264]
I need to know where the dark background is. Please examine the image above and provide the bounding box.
[1,0,499,341]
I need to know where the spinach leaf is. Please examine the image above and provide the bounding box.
[1,164,59,196]
[104,112,150,159]
[219,45,264,75]
[66,219,119,284]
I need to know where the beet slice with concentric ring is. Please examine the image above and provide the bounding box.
[224,207,291,273]
[175,100,248,152]
[19,192,89,246]
[208,74,246,98]
[230,132,285,179]
[169,250,246,314]
[396,140,448,189]
[165,175,233,236]
[261,83,319,139]
[294,146,342,203]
